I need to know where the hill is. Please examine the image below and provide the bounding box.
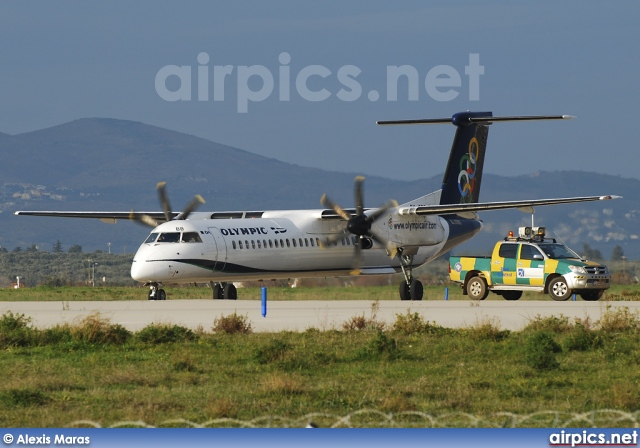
[1,118,638,262]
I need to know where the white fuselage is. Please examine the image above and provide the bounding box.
[130,208,478,284]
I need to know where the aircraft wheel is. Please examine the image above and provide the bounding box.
[157,289,167,301]
[223,283,237,300]
[548,277,571,301]
[467,276,488,300]
[213,283,224,300]
[502,290,522,301]
[410,279,423,301]
[581,290,604,301]
[399,282,410,300]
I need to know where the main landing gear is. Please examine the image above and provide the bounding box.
[210,281,237,300]
[147,283,166,300]
[397,249,423,301]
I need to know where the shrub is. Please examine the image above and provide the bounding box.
[213,312,253,334]
[0,311,37,348]
[356,331,399,360]
[465,317,510,342]
[564,322,601,351]
[523,331,562,370]
[523,314,572,334]
[597,307,640,333]
[342,300,385,332]
[70,313,131,345]
[137,323,196,344]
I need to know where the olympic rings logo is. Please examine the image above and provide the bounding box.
[457,137,479,203]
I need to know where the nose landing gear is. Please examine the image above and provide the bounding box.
[147,283,166,300]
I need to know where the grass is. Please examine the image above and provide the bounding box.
[1,309,640,427]
[1,282,640,302]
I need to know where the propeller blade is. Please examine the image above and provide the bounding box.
[156,182,173,223]
[350,238,363,275]
[319,228,349,248]
[354,176,365,216]
[321,194,352,221]
[365,199,398,223]
[176,195,206,220]
[129,211,160,228]
[369,228,398,259]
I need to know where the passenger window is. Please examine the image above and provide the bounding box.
[498,243,518,259]
[232,241,237,250]
[157,232,180,243]
[245,240,249,249]
[269,240,273,248]
[286,239,290,248]
[310,238,315,247]
[181,232,202,243]
[252,240,256,249]
[145,233,159,244]
[293,239,297,248]
[239,241,243,249]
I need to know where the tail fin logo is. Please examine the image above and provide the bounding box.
[457,137,480,203]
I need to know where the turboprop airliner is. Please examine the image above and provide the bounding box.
[15,111,620,301]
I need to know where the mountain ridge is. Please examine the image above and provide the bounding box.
[1,118,637,260]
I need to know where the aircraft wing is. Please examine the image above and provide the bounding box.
[13,211,174,223]
[398,195,621,217]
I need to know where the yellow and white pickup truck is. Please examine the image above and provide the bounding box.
[449,227,611,301]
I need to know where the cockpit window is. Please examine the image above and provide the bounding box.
[181,232,203,243]
[157,232,181,243]
[144,233,159,244]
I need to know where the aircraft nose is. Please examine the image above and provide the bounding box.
[131,258,155,282]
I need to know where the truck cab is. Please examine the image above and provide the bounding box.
[449,227,611,301]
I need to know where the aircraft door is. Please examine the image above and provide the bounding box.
[207,227,227,272]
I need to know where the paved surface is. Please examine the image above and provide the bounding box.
[1,299,638,332]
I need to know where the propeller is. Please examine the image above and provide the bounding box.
[320,176,398,274]
[130,182,205,228]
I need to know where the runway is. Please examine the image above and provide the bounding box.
[2,299,638,332]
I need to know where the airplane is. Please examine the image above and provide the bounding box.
[15,111,621,301]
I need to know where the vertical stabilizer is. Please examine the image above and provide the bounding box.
[439,112,491,205]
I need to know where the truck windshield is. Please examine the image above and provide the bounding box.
[537,243,580,260]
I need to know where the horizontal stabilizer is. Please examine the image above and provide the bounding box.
[377,113,574,127]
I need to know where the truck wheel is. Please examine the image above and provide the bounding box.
[502,291,522,301]
[467,276,488,300]
[581,290,604,301]
[548,277,571,301]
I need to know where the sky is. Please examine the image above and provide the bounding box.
[1,1,638,181]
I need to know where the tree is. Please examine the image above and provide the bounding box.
[68,245,83,254]
[610,245,624,262]
[581,243,602,261]
[53,240,63,253]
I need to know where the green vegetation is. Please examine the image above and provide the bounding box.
[0,309,639,427]
[2,282,640,302]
